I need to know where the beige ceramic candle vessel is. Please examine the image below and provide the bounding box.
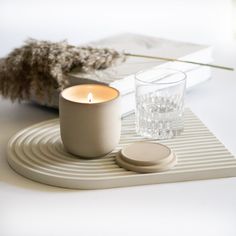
[59,84,121,158]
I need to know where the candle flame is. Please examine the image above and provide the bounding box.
[88,92,93,103]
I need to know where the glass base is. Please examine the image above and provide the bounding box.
[136,127,183,140]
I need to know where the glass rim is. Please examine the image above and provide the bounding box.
[135,68,187,85]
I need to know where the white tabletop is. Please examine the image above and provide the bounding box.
[1,44,236,236]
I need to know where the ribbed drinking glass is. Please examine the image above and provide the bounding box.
[135,68,186,139]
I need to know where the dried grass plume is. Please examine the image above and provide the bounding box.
[0,39,124,102]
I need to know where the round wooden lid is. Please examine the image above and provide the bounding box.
[120,142,173,166]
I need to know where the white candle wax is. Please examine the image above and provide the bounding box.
[62,84,119,104]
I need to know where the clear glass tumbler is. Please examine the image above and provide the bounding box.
[135,68,186,139]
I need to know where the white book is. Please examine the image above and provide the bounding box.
[67,33,212,115]
[69,33,212,97]
[32,33,212,114]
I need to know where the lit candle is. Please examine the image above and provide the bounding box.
[59,84,121,158]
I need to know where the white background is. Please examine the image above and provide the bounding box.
[0,0,235,57]
[1,1,236,236]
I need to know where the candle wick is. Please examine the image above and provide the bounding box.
[88,92,93,103]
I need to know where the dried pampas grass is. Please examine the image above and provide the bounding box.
[0,39,124,102]
[0,38,232,105]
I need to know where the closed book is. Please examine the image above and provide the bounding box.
[32,33,212,115]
